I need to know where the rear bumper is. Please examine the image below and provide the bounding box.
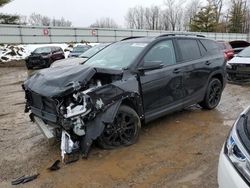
[218,147,249,188]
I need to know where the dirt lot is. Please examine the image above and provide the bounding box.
[0,67,250,188]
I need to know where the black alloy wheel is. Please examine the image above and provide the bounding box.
[200,78,222,110]
[97,105,141,149]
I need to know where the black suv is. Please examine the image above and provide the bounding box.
[23,34,226,158]
[25,46,65,69]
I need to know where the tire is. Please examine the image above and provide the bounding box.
[46,58,53,68]
[199,78,222,110]
[97,105,141,149]
[25,62,32,70]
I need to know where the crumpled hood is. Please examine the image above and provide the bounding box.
[24,65,123,98]
[50,57,87,68]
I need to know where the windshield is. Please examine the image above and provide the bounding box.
[84,42,148,69]
[72,46,90,52]
[79,44,108,58]
[238,46,250,57]
[33,47,51,54]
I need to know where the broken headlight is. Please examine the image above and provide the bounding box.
[225,112,250,184]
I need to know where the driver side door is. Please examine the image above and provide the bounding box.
[139,40,187,122]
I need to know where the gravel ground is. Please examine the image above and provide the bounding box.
[0,67,250,188]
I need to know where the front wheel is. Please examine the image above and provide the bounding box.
[97,105,141,149]
[199,78,222,110]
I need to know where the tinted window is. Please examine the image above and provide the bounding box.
[177,39,201,61]
[33,47,51,54]
[144,40,176,66]
[200,39,219,51]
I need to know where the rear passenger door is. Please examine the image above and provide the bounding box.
[176,38,210,105]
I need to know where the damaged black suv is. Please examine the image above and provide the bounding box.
[23,34,226,158]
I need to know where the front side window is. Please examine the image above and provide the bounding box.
[143,40,176,67]
[177,39,201,61]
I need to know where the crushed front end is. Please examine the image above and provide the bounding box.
[22,65,130,160]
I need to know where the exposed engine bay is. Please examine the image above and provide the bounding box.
[22,65,142,161]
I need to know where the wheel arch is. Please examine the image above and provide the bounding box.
[121,95,144,122]
[207,71,226,88]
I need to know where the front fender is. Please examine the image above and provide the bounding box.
[81,100,122,157]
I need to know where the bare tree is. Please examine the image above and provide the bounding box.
[28,13,51,26]
[90,17,118,28]
[29,13,72,27]
[125,6,145,29]
[125,8,136,29]
[52,17,72,27]
[28,13,43,26]
[41,16,51,26]
[159,11,170,30]
[145,6,161,30]
[18,15,28,25]
[164,0,184,31]
[184,0,201,30]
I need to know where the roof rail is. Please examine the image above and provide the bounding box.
[157,33,205,38]
[121,36,144,41]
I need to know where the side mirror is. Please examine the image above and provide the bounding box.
[138,61,164,72]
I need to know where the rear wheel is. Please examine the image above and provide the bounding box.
[199,78,222,110]
[97,105,141,149]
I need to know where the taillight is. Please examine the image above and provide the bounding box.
[224,52,228,61]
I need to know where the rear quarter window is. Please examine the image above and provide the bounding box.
[177,39,201,61]
[200,39,219,51]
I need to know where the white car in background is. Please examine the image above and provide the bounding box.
[227,46,250,82]
[218,106,250,188]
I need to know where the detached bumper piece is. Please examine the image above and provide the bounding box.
[11,174,39,185]
[61,131,80,163]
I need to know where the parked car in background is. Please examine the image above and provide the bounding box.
[217,41,234,61]
[79,43,109,59]
[25,46,65,69]
[218,106,250,188]
[23,35,226,160]
[227,46,250,82]
[229,40,250,54]
[50,43,109,68]
[68,45,92,58]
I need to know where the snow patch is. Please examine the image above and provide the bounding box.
[0,43,99,63]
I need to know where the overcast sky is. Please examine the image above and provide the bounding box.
[0,0,166,27]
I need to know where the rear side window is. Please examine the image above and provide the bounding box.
[177,39,201,61]
[200,39,219,51]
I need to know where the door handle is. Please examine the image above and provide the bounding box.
[173,68,181,74]
[205,61,211,65]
